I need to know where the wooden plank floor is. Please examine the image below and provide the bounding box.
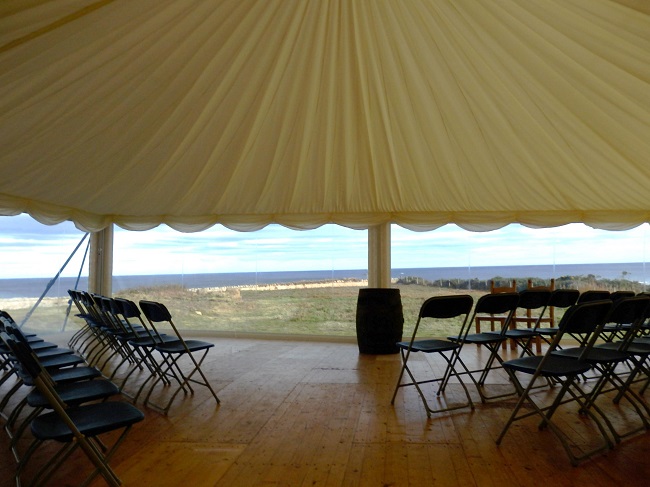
[2,334,650,486]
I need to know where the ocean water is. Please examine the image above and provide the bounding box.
[0,262,646,299]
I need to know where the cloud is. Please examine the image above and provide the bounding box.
[112,224,368,275]
[1,214,649,278]
[391,223,650,268]
[0,215,89,278]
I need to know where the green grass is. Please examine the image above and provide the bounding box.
[8,283,567,339]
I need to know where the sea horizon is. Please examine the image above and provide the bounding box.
[0,262,647,299]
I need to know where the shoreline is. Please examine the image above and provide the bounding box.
[0,279,373,310]
[197,278,371,293]
[2,269,643,309]
[0,296,69,310]
[2,263,645,300]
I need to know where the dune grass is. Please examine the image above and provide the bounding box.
[11,284,487,338]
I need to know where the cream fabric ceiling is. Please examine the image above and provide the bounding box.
[1,0,649,233]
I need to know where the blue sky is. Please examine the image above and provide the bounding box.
[0,214,649,279]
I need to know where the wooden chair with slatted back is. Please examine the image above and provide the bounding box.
[475,280,517,335]
[511,279,555,352]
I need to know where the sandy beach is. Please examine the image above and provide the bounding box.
[197,278,370,293]
[0,296,68,310]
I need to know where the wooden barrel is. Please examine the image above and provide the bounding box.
[355,288,404,354]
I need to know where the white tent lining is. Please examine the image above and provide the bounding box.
[1,0,649,233]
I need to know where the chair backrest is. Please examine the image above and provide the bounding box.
[0,310,16,332]
[514,288,552,329]
[114,297,162,341]
[0,310,16,324]
[0,330,54,387]
[548,289,580,308]
[409,294,474,344]
[555,300,612,342]
[139,300,172,323]
[77,291,102,323]
[475,292,520,316]
[97,296,123,330]
[467,292,520,339]
[4,322,31,347]
[610,290,635,302]
[139,300,184,342]
[577,290,610,304]
[607,295,650,326]
[641,294,650,318]
[606,296,650,349]
[114,298,141,319]
[517,289,552,311]
[419,294,474,320]
[1,331,44,387]
[68,289,85,314]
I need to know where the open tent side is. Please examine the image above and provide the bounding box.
[1,0,649,290]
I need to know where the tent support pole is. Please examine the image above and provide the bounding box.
[368,223,391,288]
[88,225,113,296]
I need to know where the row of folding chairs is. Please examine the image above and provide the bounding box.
[67,290,220,415]
[1,310,144,486]
[391,288,650,465]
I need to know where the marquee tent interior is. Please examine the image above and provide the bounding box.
[3,4,650,483]
[1,0,649,236]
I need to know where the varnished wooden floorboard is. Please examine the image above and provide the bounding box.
[2,334,650,486]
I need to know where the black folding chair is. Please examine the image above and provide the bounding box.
[390,295,474,416]
[1,311,42,344]
[600,291,640,342]
[110,297,175,400]
[496,300,614,465]
[139,300,220,414]
[623,335,650,398]
[1,323,87,423]
[494,288,552,357]
[66,290,95,351]
[5,335,144,486]
[1,332,119,463]
[583,296,650,441]
[532,289,580,346]
[577,290,611,303]
[448,292,520,402]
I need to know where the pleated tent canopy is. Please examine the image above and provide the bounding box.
[1,0,649,233]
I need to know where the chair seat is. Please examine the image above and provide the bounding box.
[22,335,44,343]
[33,347,75,359]
[503,329,537,339]
[552,347,628,364]
[49,366,102,384]
[599,341,650,355]
[155,339,214,354]
[39,354,86,370]
[534,327,559,336]
[128,334,177,347]
[112,329,155,340]
[27,341,59,351]
[27,379,119,408]
[601,323,632,332]
[31,401,145,442]
[449,332,505,345]
[503,355,592,377]
[396,339,459,354]
[486,328,537,340]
